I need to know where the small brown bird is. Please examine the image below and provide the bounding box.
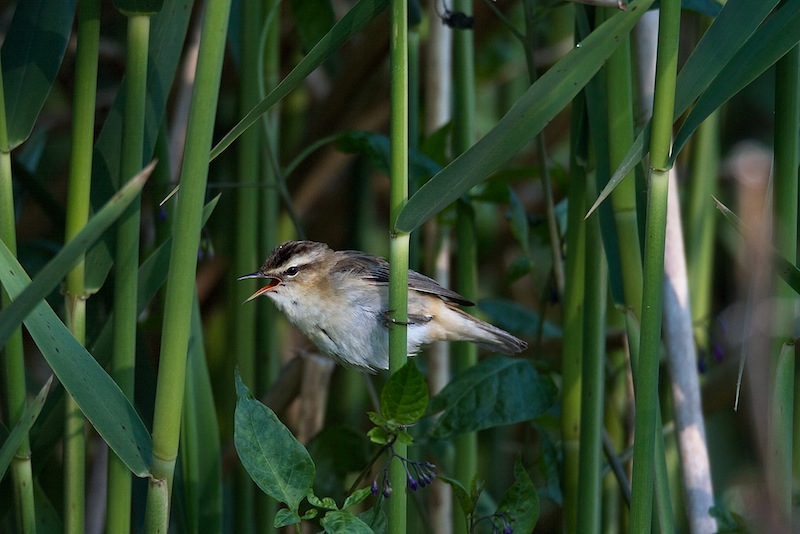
[239,240,527,373]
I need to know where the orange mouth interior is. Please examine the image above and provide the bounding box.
[244,278,281,302]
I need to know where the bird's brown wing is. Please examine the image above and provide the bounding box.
[332,250,474,306]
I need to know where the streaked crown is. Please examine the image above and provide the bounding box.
[259,240,331,277]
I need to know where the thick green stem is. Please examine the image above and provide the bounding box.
[388,0,409,531]
[108,15,151,533]
[0,54,36,534]
[629,0,680,529]
[144,0,232,528]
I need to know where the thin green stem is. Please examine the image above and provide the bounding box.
[108,15,151,533]
[144,0,232,528]
[577,185,607,533]
[256,1,281,531]
[560,99,587,534]
[451,0,477,530]
[0,54,36,534]
[233,0,263,529]
[629,0,681,529]
[388,0,409,530]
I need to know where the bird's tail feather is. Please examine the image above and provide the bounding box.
[452,308,527,354]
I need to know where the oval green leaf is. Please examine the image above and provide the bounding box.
[380,360,428,425]
[234,370,315,511]
[426,357,556,440]
[320,510,373,534]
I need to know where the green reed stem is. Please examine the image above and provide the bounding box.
[144,0,232,528]
[388,0,409,531]
[629,0,680,529]
[0,56,36,534]
[561,98,587,534]
[108,15,150,533]
[577,178,607,533]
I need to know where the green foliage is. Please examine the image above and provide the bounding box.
[0,243,153,477]
[0,377,51,479]
[0,163,153,347]
[210,0,389,160]
[234,370,315,515]
[425,356,557,440]
[288,0,335,51]
[369,360,429,445]
[395,0,656,232]
[0,0,75,150]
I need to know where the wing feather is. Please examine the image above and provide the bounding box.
[332,250,474,306]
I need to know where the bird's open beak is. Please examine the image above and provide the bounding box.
[238,271,282,302]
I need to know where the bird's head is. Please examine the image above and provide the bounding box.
[238,240,334,304]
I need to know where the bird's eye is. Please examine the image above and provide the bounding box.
[286,266,299,277]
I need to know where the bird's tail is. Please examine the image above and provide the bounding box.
[451,308,527,354]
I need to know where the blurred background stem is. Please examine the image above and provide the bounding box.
[451,0,477,530]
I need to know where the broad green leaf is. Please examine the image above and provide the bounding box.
[588,0,783,216]
[210,0,389,160]
[234,370,315,511]
[672,0,800,161]
[320,510,373,534]
[496,456,539,534]
[426,357,556,440]
[0,376,52,479]
[380,360,428,425]
[113,0,164,15]
[394,0,656,233]
[508,189,529,254]
[87,0,195,291]
[0,162,155,348]
[0,245,152,476]
[274,508,302,528]
[0,0,75,150]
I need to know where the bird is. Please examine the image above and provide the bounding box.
[239,240,527,373]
